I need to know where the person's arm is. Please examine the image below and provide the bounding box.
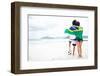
[64,27,83,35]
[64,29,76,35]
[72,27,83,32]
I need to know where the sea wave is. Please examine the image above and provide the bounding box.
[29,36,88,41]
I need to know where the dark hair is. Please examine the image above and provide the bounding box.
[72,20,77,25]
[76,21,80,26]
[72,20,80,26]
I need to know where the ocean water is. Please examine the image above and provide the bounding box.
[29,36,88,44]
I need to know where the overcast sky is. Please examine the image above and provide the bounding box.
[29,15,88,39]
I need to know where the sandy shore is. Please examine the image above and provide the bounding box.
[29,39,88,61]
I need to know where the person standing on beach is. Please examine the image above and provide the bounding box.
[64,20,83,57]
[66,20,78,55]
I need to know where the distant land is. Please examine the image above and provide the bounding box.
[29,36,88,41]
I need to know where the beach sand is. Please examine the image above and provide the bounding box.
[29,39,88,61]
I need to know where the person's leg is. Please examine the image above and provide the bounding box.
[72,44,76,56]
[79,41,83,57]
[77,42,81,57]
[68,41,71,55]
[69,41,71,51]
[73,45,75,56]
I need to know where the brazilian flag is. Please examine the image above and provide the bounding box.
[64,26,83,41]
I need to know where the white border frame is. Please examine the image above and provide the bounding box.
[20,6,95,70]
